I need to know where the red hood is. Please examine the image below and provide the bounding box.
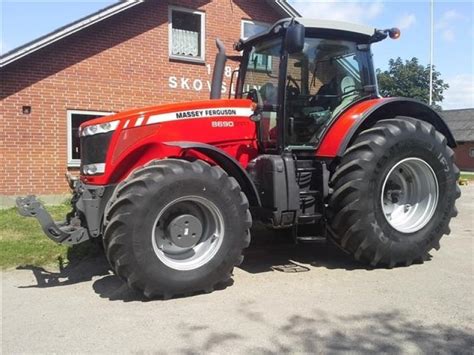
[80,99,255,128]
[80,97,258,186]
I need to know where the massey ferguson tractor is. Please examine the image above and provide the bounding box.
[17,18,460,299]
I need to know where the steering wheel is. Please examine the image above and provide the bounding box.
[287,75,300,92]
[286,75,301,100]
[245,88,263,109]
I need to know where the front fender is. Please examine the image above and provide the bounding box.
[164,141,262,207]
[316,97,456,158]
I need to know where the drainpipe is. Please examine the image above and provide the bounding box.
[210,39,226,100]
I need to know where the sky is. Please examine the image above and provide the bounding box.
[290,0,474,109]
[1,0,473,109]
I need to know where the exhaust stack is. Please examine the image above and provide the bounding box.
[210,39,226,100]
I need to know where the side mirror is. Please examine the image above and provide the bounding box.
[285,24,305,54]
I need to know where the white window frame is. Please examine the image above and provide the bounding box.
[67,110,114,167]
[168,6,206,63]
[241,19,270,40]
[469,147,474,158]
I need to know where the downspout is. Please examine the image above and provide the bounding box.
[210,39,226,100]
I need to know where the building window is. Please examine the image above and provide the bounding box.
[169,7,205,62]
[470,147,474,158]
[67,110,113,167]
[241,20,271,72]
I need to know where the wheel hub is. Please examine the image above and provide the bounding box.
[166,214,203,248]
[151,196,225,271]
[381,157,439,234]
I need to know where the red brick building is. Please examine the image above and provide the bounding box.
[0,0,299,206]
[442,108,474,172]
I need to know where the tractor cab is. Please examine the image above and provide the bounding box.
[233,18,395,153]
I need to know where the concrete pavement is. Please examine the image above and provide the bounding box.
[2,186,473,354]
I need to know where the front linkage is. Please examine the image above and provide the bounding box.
[16,175,115,246]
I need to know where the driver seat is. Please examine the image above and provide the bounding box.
[312,77,338,109]
[340,76,357,99]
[332,76,358,117]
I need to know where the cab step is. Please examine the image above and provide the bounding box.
[296,235,326,243]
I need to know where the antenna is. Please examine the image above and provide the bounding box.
[429,0,434,106]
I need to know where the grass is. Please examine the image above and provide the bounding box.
[0,204,77,269]
[460,173,474,181]
[1,171,471,269]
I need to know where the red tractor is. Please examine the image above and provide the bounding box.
[18,18,460,299]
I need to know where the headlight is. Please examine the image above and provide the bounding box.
[82,163,106,175]
[81,120,120,137]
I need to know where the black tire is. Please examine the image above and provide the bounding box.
[328,117,460,267]
[103,159,252,299]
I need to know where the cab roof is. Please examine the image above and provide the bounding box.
[236,17,376,50]
[295,18,375,37]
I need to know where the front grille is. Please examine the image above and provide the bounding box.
[80,132,113,165]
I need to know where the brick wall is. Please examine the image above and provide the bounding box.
[454,142,474,172]
[0,0,281,196]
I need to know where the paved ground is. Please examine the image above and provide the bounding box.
[2,186,473,354]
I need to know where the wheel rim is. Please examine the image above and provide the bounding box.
[381,157,439,234]
[151,196,225,271]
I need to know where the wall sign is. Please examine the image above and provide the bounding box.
[168,63,238,94]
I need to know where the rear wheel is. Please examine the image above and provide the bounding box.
[103,159,251,298]
[328,117,460,267]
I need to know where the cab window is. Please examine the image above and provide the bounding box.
[286,39,367,147]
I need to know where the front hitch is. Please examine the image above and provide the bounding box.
[16,195,89,246]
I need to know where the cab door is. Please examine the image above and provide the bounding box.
[238,38,284,154]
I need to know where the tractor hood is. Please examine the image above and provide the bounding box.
[79,98,258,185]
[80,99,255,134]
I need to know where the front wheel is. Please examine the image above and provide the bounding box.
[328,117,460,267]
[103,159,252,299]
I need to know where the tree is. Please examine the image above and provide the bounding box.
[376,57,449,110]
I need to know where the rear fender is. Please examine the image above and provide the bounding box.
[317,98,456,158]
[165,141,262,207]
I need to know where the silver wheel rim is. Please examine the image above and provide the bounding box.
[151,196,224,271]
[381,157,439,233]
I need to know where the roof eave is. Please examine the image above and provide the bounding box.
[268,0,301,17]
[0,1,143,68]
[1,0,299,68]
